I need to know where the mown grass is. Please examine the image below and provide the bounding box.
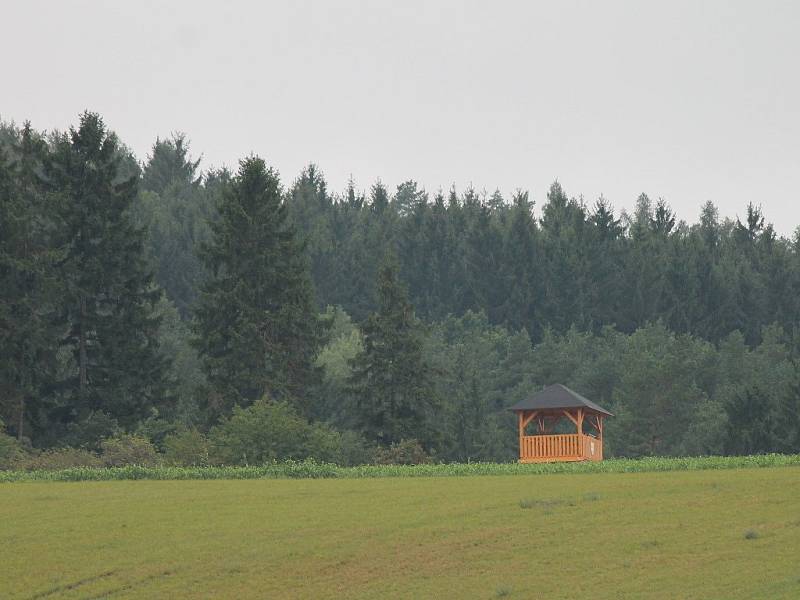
[2,467,799,599]
[2,453,799,482]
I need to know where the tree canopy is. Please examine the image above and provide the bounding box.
[2,113,800,462]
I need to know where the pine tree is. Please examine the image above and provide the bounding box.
[285,164,336,309]
[141,133,201,195]
[419,190,460,321]
[136,134,212,317]
[193,156,325,418]
[585,197,624,330]
[348,259,438,447]
[498,191,540,336]
[46,112,169,432]
[392,179,426,218]
[539,182,589,333]
[0,124,62,440]
[723,385,777,455]
[776,364,800,453]
[462,201,504,320]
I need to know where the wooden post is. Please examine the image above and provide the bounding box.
[577,408,583,458]
[518,412,524,460]
[597,415,603,460]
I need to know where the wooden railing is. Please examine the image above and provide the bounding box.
[520,433,602,462]
[583,434,601,461]
[521,434,581,460]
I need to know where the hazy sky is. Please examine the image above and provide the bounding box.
[4,1,800,232]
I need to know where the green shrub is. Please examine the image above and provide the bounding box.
[63,411,120,451]
[210,399,309,465]
[135,410,178,451]
[21,447,102,470]
[3,453,800,483]
[209,397,361,465]
[100,434,158,467]
[303,424,347,463]
[0,431,27,470]
[336,430,376,466]
[163,429,211,466]
[373,439,431,465]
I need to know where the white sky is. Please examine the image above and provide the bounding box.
[4,0,800,232]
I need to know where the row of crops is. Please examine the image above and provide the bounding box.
[2,453,799,482]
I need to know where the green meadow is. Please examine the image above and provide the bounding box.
[2,466,800,599]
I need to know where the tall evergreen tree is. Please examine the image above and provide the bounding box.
[776,364,800,453]
[539,182,590,333]
[193,157,325,418]
[286,164,337,309]
[585,197,625,330]
[46,112,169,432]
[348,259,438,447]
[136,134,212,317]
[723,385,777,455]
[427,190,462,319]
[462,199,504,321]
[141,133,201,195]
[498,191,540,335]
[0,124,62,440]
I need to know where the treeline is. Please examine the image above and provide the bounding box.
[290,169,799,346]
[1,113,799,467]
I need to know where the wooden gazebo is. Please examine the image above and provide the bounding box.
[508,384,613,463]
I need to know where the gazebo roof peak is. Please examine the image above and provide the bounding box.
[508,383,613,416]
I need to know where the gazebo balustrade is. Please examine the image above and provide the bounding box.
[508,384,612,463]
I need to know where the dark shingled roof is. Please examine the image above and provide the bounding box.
[508,384,613,416]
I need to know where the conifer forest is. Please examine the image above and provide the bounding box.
[2,113,800,465]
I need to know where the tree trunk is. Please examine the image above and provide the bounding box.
[17,395,25,441]
[79,296,88,395]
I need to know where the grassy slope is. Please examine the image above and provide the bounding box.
[2,468,799,599]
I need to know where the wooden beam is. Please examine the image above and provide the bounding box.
[521,411,538,430]
[589,414,601,433]
[597,415,603,460]
[562,409,578,426]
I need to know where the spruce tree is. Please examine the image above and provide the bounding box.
[193,156,325,417]
[136,134,211,317]
[46,112,169,432]
[0,124,62,440]
[425,191,461,320]
[285,164,336,309]
[723,386,777,455]
[498,191,540,336]
[348,258,438,447]
[585,197,625,331]
[776,365,800,453]
[539,182,590,333]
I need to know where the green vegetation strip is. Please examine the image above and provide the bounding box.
[2,453,799,483]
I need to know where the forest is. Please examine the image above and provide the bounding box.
[1,112,799,467]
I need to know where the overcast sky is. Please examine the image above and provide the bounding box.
[4,1,799,232]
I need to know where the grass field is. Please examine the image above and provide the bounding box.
[2,467,800,599]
